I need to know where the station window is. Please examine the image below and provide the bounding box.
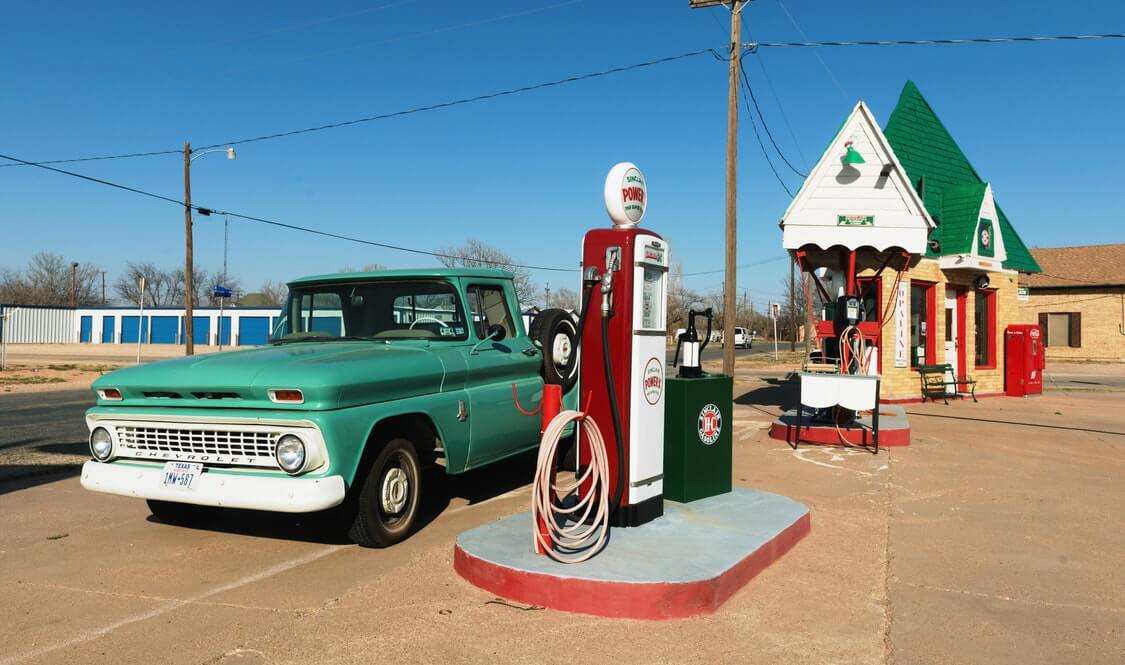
[856,277,881,322]
[909,281,935,368]
[1042,312,1082,348]
[974,289,996,367]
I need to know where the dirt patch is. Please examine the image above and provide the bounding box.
[0,364,117,395]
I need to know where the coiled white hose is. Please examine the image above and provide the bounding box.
[531,410,610,564]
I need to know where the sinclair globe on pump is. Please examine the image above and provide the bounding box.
[579,162,669,526]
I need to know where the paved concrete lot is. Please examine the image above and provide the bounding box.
[2,378,1123,664]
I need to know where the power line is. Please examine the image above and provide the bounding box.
[737,58,806,178]
[1,48,720,168]
[746,33,1125,49]
[744,27,808,169]
[194,47,720,151]
[775,0,849,102]
[736,69,796,198]
[680,255,787,276]
[0,151,578,273]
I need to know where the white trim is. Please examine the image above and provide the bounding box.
[781,101,934,256]
[80,461,346,512]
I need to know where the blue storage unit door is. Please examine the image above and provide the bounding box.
[79,316,93,343]
[101,316,116,343]
[180,316,211,345]
[310,316,343,336]
[150,316,178,344]
[121,316,148,344]
[238,316,270,346]
[218,316,231,346]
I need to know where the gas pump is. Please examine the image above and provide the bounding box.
[530,162,669,562]
[579,204,669,528]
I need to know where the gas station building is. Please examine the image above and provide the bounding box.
[784,81,1042,402]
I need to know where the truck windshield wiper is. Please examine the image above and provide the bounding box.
[271,334,375,345]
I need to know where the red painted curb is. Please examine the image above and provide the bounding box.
[453,512,810,620]
[768,421,911,447]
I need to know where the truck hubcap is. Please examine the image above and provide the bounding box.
[552,334,572,368]
[381,467,409,514]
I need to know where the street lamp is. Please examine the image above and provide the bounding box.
[183,144,236,355]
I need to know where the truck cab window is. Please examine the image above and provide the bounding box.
[466,285,515,340]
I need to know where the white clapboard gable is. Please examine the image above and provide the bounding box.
[781,101,934,256]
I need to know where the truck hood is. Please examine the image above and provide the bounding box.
[90,341,446,411]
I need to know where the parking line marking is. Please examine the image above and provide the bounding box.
[0,545,345,665]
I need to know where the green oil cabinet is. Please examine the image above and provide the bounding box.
[663,373,733,503]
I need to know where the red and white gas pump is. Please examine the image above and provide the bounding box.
[532,162,669,562]
[578,162,668,526]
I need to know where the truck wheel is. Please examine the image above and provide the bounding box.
[146,499,217,524]
[530,308,578,394]
[349,437,422,548]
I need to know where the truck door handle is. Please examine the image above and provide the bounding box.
[521,348,539,357]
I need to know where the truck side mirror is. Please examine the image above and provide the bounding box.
[487,323,507,342]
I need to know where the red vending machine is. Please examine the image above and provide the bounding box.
[1005,325,1045,397]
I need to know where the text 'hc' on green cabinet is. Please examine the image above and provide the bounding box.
[663,374,733,503]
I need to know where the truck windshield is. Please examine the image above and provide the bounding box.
[273,280,469,343]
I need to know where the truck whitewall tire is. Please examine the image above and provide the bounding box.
[349,437,422,548]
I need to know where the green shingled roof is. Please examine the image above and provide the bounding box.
[883,81,1041,272]
[938,183,988,255]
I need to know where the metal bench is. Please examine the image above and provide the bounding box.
[918,364,977,404]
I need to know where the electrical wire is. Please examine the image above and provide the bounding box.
[738,57,806,178]
[775,0,849,102]
[1,48,719,168]
[737,70,796,198]
[746,33,1125,50]
[680,255,788,276]
[745,26,808,169]
[0,151,578,273]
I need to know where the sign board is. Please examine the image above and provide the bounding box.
[1016,286,1030,303]
[894,282,908,368]
[213,285,233,299]
[604,162,647,227]
[837,214,874,227]
[770,302,780,320]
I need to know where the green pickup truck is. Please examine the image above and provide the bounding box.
[81,268,577,547]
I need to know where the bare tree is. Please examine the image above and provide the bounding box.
[259,280,289,306]
[666,263,707,336]
[552,287,579,312]
[0,252,101,305]
[435,239,536,305]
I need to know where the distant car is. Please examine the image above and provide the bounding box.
[718,327,752,349]
[733,327,753,349]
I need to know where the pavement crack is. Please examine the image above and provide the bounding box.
[890,580,1125,614]
[881,449,896,665]
[20,581,308,614]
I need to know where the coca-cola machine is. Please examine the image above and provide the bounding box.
[1005,324,1045,397]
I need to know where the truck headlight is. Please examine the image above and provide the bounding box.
[275,434,306,474]
[89,427,114,461]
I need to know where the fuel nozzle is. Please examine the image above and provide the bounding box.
[600,269,613,317]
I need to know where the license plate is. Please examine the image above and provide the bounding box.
[161,462,203,490]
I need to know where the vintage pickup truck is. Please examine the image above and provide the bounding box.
[81,268,578,547]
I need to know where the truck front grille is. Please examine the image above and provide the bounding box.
[113,424,282,468]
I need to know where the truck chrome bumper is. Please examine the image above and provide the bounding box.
[80,461,346,513]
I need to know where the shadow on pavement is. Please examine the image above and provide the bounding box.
[735,376,797,412]
[144,445,552,547]
[905,411,1125,437]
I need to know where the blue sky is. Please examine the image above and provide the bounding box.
[2,0,1122,307]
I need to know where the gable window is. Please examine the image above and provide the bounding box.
[974,289,996,367]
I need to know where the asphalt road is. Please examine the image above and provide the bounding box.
[0,389,93,486]
[665,342,769,365]
[1,385,1124,664]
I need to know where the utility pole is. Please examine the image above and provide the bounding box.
[789,256,797,352]
[544,283,550,309]
[183,142,195,356]
[100,271,106,305]
[690,0,744,377]
[69,262,79,307]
